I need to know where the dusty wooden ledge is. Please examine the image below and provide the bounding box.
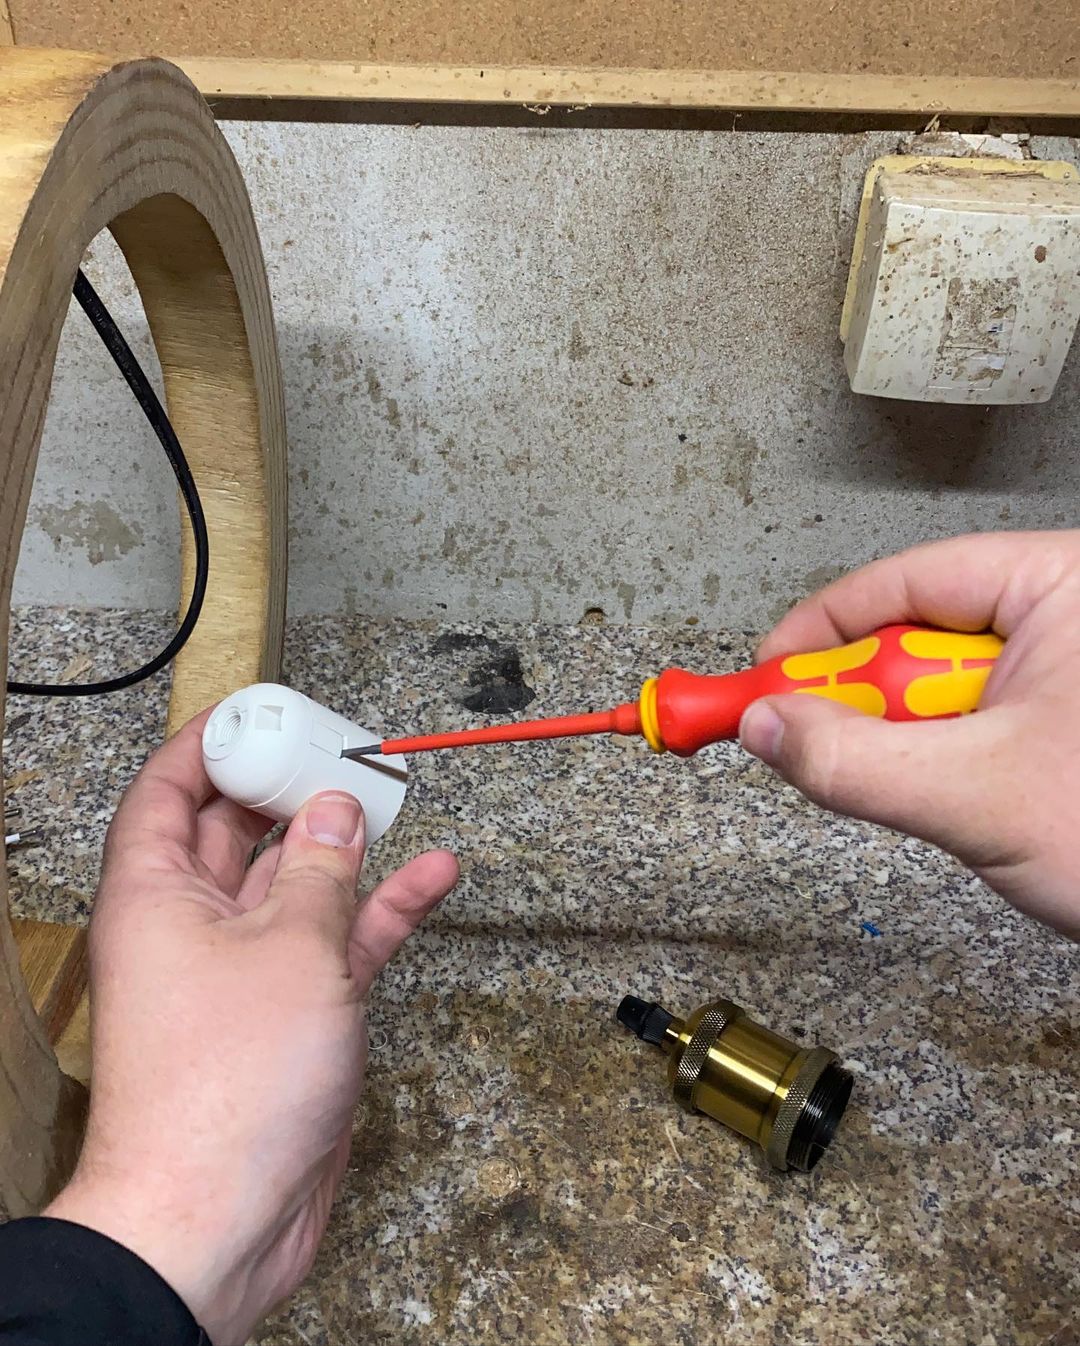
[176,58,1080,120]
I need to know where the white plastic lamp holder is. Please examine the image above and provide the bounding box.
[202,683,407,843]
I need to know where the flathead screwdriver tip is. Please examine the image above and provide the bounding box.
[342,743,383,758]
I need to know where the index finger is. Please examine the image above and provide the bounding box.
[104,705,217,864]
[756,530,1076,662]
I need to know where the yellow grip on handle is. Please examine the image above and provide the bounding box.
[776,626,1004,722]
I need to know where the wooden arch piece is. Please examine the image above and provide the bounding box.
[0,49,288,1216]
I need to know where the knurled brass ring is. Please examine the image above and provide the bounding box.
[672,1001,735,1110]
[765,1046,835,1170]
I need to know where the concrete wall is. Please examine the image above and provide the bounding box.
[14,126,1080,629]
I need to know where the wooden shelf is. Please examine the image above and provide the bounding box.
[7,0,1080,119]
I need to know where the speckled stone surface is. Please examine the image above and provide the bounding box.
[5,607,1078,1346]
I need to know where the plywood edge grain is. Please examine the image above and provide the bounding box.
[177,58,1080,119]
[12,921,90,1085]
[13,919,86,1045]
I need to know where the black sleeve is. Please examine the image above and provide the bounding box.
[0,1217,211,1346]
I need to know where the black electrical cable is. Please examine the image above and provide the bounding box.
[7,269,209,696]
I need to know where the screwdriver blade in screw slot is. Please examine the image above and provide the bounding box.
[341,748,407,782]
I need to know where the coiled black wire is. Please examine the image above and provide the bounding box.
[7,268,209,696]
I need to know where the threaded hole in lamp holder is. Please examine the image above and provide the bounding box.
[216,707,244,748]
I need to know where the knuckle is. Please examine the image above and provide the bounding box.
[787,722,844,806]
[276,858,357,904]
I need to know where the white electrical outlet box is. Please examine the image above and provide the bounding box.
[841,156,1080,404]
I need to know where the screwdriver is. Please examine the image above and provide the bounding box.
[344,625,1003,760]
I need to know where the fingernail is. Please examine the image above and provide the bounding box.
[306,793,363,848]
[739,702,785,765]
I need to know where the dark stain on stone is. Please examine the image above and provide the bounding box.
[37,500,142,566]
[719,426,760,508]
[462,646,535,714]
[432,632,499,655]
[431,633,536,714]
[502,1192,541,1235]
[802,563,848,591]
[364,364,401,430]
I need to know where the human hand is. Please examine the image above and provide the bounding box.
[738,530,1080,939]
[46,709,459,1344]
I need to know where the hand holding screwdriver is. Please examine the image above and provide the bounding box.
[353,530,1077,938]
[353,624,1002,759]
[739,530,1080,940]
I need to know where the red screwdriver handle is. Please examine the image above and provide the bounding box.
[652,624,1004,757]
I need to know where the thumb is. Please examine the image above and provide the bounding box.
[738,694,1020,859]
[263,791,366,944]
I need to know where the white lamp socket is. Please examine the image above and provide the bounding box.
[202,683,407,843]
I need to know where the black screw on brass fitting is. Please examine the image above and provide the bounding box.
[618,993,853,1172]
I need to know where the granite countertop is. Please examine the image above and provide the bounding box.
[5,606,1077,1346]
